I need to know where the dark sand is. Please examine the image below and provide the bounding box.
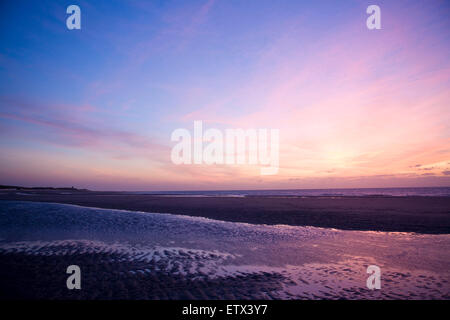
[0,251,284,300]
[0,190,449,234]
[1,201,449,300]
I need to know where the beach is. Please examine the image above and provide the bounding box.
[0,189,449,234]
[1,0,449,307]
[0,194,449,300]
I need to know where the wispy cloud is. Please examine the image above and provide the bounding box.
[0,97,169,162]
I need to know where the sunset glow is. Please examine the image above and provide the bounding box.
[0,0,449,190]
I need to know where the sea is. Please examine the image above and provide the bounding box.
[127,187,450,197]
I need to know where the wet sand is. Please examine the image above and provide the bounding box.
[0,201,449,300]
[0,190,449,234]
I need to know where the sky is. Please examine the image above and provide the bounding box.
[0,0,449,191]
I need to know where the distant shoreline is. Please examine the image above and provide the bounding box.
[0,185,89,191]
[1,189,449,234]
[1,185,449,197]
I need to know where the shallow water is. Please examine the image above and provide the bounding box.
[0,201,449,299]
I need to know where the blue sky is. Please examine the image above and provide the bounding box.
[0,0,449,190]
